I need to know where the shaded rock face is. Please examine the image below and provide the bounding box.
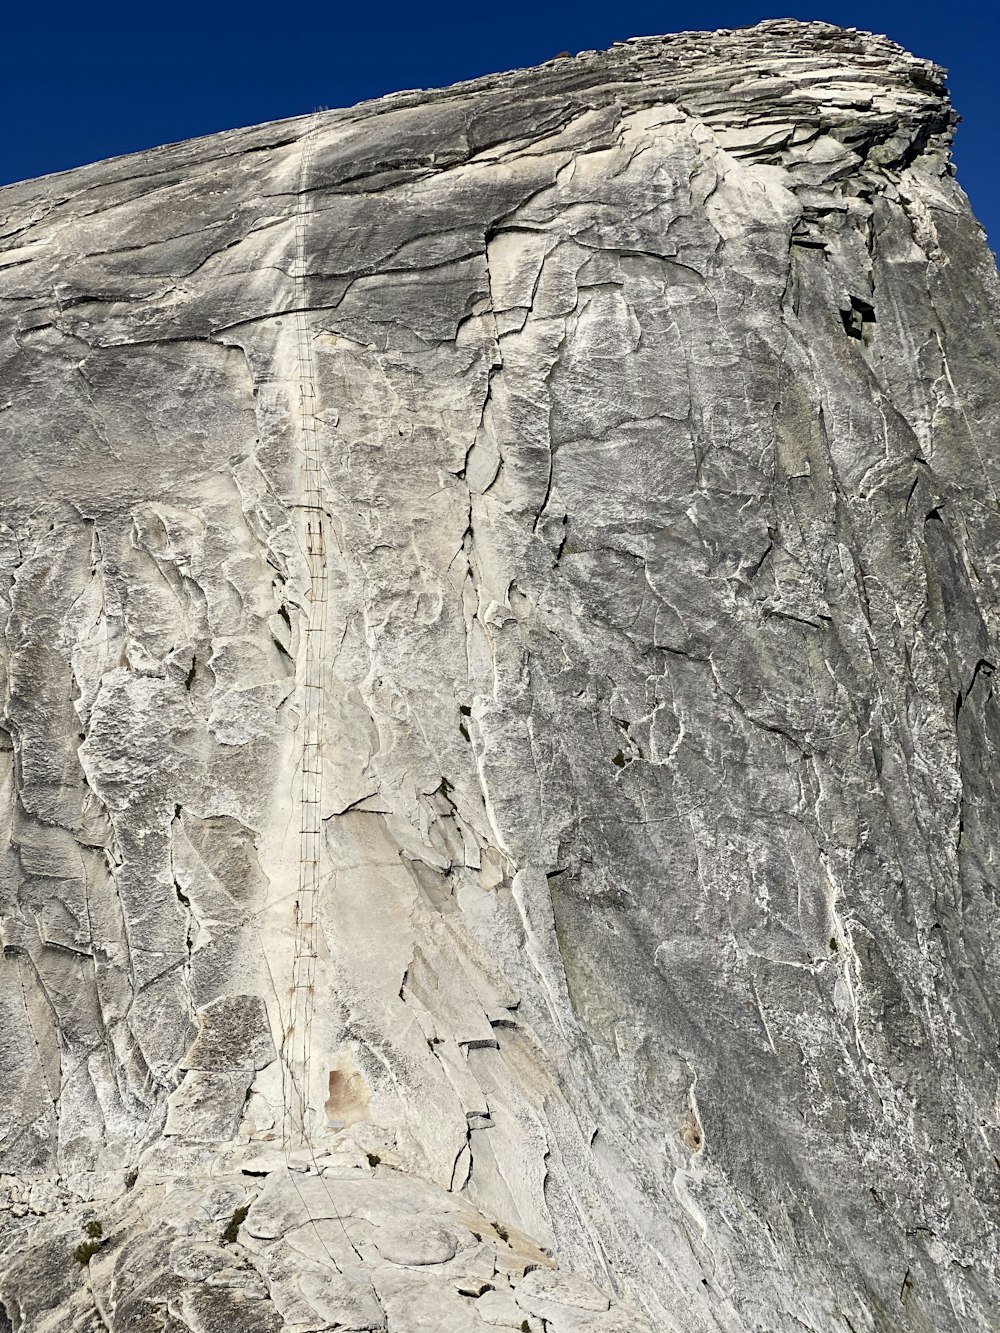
[0,17,998,1332]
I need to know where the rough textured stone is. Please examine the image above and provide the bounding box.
[0,18,998,1333]
[515,1268,612,1316]
[374,1221,458,1266]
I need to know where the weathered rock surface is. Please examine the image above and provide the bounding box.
[0,18,998,1332]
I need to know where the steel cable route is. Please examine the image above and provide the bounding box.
[274,119,365,1276]
[286,118,327,1154]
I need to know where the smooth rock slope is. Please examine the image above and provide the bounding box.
[1,19,999,1332]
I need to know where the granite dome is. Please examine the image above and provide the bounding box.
[0,19,998,1333]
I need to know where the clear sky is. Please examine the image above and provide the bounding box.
[2,1,996,254]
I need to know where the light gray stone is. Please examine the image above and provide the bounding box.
[297,1270,387,1330]
[182,994,277,1073]
[375,1221,458,1266]
[0,18,998,1333]
[514,1268,611,1316]
[475,1286,523,1326]
[164,1070,254,1141]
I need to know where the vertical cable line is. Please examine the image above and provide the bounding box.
[287,120,326,1152]
[278,123,364,1275]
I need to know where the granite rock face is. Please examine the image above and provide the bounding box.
[1,19,999,1332]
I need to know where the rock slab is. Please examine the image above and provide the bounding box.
[0,18,999,1333]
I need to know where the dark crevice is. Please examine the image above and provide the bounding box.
[840,295,876,340]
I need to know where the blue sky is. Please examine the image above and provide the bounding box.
[2,2,996,253]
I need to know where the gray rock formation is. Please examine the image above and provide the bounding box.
[0,18,998,1332]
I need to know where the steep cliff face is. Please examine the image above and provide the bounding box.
[1,19,999,1332]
